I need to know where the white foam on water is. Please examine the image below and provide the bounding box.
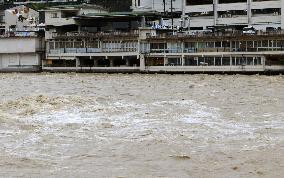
[5,97,282,158]
[30,109,99,125]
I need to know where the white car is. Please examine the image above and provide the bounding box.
[243,26,256,35]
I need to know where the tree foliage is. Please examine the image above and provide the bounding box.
[89,0,131,12]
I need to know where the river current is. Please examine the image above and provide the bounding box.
[0,73,283,178]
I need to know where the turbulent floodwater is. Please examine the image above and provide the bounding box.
[0,73,283,178]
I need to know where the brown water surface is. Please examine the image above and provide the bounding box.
[0,73,283,178]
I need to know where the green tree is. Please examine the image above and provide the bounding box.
[89,0,131,12]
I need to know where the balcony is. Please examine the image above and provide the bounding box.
[217,15,248,25]
[52,31,139,39]
[252,14,281,24]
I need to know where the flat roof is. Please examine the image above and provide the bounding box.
[75,11,164,21]
[42,4,106,11]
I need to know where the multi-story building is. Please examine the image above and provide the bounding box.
[5,5,39,32]
[0,36,44,72]
[41,4,284,73]
[0,5,44,72]
[132,0,284,31]
[0,1,283,73]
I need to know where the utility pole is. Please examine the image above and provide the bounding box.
[163,0,166,13]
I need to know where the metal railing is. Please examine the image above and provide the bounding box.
[146,30,284,39]
[0,31,38,38]
[52,30,140,39]
[49,47,138,54]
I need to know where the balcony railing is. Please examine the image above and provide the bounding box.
[0,31,38,38]
[52,30,140,39]
[146,30,284,39]
[49,47,138,54]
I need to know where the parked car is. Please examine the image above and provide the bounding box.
[266,27,277,32]
[243,26,256,35]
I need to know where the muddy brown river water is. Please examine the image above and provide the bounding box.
[0,73,283,178]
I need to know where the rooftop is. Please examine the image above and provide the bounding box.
[43,4,107,11]
[75,11,164,21]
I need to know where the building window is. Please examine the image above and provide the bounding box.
[51,13,58,18]
[0,15,4,23]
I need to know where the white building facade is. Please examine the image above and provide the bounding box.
[0,37,44,72]
[5,5,39,32]
[132,0,284,30]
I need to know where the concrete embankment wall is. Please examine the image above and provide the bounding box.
[42,66,284,74]
[0,37,43,72]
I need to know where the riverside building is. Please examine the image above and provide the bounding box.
[132,0,284,31]
[0,2,283,73]
[0,5,44,72]
[43,4,284,73]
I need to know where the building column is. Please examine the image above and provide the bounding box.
[164,57,168,66]
[0,55,2,69]
[181,0,186,27]
[126,58,131,67]
[182,56,185,66]
[17,54,21,67]
[141,16,146,28]
[94,57,98,67]
[213,0,218,26]
[140,54,145,71]
[196,57,199,66]
[76,57,80,70]
[247,0,252,25]
[109,57,114,67]
[181,41,185,66]
[261,56,266,66]
[132,0,137,8]
[282,0,284,29]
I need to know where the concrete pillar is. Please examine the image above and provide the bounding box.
[126,58,131,66]
[181,0,186,27]
[46,41,49,53]
[261,56,266,66]
[94,57,98,67]
[18,54,21,66]
[247,0,252,25]
[141,16,146,28]
[282,0,284,29]
[140,54,145,71]
[76,57,80,70]
[164,57,168,66]
[109,58,114,67]
[181,57,185,66]
[181,40,185,66]
[0,55,2,69]
[132,0,137,8]
[213,0,218,26]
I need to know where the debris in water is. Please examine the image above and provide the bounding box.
[169,155,191,160]
[232,166,239,170]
